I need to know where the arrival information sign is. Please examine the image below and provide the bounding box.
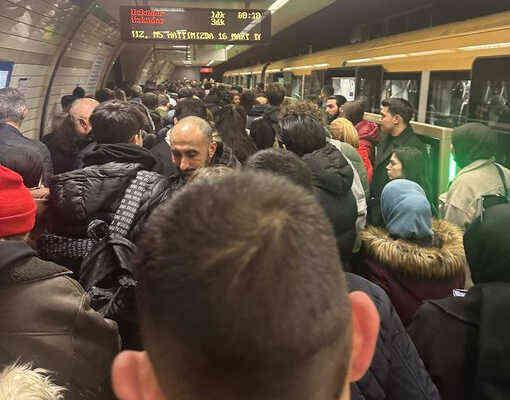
[120,7,271,44]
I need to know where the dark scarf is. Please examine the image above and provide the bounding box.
[464,203,510,284]
[83,143,157,170]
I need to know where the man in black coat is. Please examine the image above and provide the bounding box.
[42,98,99,174]
[249,83,286,150]
[45,100,176,243]
[150,97,209,177]
[369,98,427,226]
[252,112,357,262]
[0,88,53,186]
[347,273,440,400]
[408,203,510,400]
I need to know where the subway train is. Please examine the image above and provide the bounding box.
[2,1,510,399]
[223,10,510,195]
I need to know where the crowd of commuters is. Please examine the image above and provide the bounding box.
[0,76,509,400]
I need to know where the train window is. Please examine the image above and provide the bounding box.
[381,72,421,115]
[291,75,303,99]
[305,69,324,101]
[470,56,510,167]
[356,66,383,113]
[426,71,471,128]
[246,74,252,90]
[0,62,14,89]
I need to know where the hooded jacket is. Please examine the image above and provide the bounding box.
[354,219,466,325]
[347,273,440,400]
[439,159,510,230]
[0,241,120,400]
[302,143,357,261]
[246,104,269,130]
[408,202,510,400]
[46,143,175,242]
[0,123,53,187]
[249,105,280,150]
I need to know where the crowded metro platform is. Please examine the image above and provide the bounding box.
[1,1,510,399]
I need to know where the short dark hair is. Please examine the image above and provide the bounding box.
[72,86,85,98]
[90,100,146,144]
[278,113,327,157]
[178,87,194,99]
[266,83,286,106]
[451,122,498,168]
[174,97,208,121]
[142,92,159,110]
[95,88,115,103]
[246,149,313,190]
[60,95,76,111]
[327,95,347,108]
[137,171,351,399]
[381,98,414,125]
[341,100,365,126]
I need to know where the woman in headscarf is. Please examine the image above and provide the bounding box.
[408,203,510,400]
[439,123,510,230]
[353,179,466,325]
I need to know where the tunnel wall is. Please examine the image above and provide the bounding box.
[0,0,84,139]
[0,1,121,139]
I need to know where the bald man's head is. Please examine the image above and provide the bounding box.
[69,97,99,136]
[169,116,217,178]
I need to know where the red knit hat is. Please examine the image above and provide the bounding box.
[0,165,37,238]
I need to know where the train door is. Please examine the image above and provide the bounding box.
[469,55,510,167]
[304,69,324,102]
[324,68,357,101]
[355,66,383,113]
[427,71,471,128]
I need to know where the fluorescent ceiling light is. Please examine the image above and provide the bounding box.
[313,63,330,68]
[372,54,407,61]
[207,60,214,66]
[408,49,453,57]
[226,45,234,51]
[459,42,510,51]
[269,0,290,13]
[266,69,281,73]
[347,58,372,63]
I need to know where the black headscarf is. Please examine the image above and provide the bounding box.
[464,203,510,284]
[452,123,498,169]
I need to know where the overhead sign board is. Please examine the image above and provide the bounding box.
[120,7,271,44]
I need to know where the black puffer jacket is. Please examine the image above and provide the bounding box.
[0,123,53,186]
[302,143,357,261]
[347,273,440,400]
[249,105,280,150]
[47,143,178,241]
[247,104,269,130]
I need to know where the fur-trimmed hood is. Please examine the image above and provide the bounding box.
[360,219,466,280]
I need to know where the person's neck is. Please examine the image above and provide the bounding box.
[390,124,407,137]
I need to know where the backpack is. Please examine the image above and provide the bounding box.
[39,170,154,324]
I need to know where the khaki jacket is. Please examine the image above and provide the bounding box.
[439,159,510,230]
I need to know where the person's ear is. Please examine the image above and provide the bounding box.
[173,117,178,126]
[208,141,217,159]
[393,114,402,126]
[347,291,380,383]
[112,351,166,400]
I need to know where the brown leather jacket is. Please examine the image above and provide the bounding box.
[0,240,120,400]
